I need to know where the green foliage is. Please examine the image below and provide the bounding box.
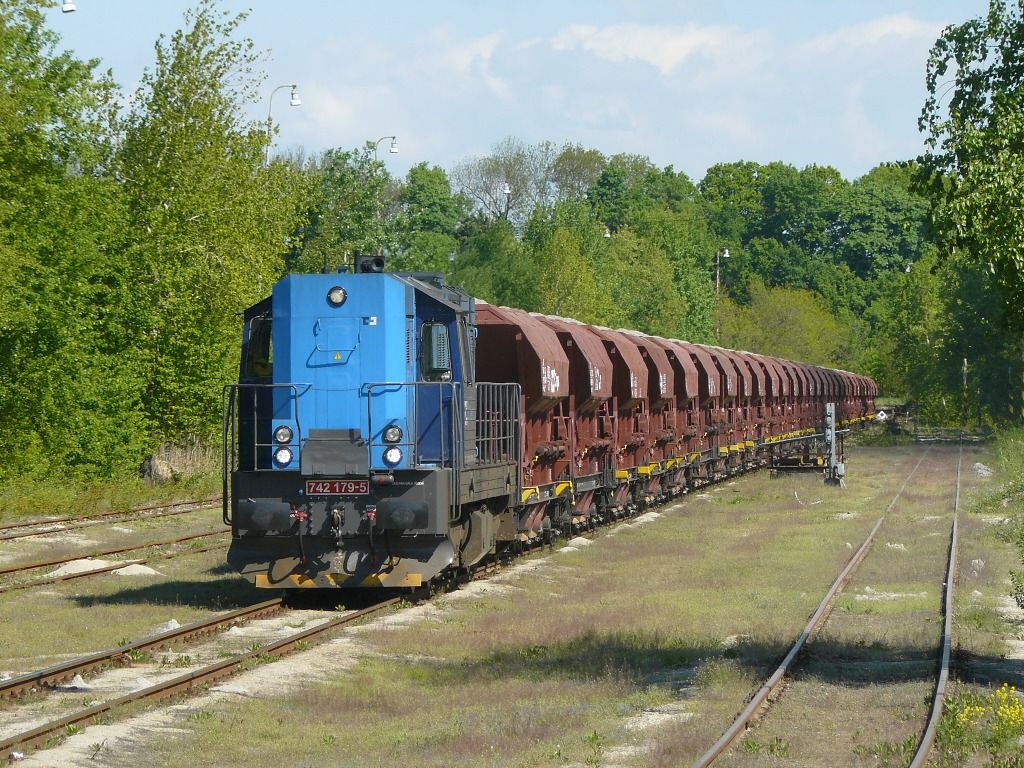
[525,203,619,325]
[390,162,467,272]
[116,0,308,443]
[937,685,1024,762]
[838,163,930,277]
[867,250,1020,424]
[7,0,1024,487]
[290,147,392,273]
[551,143,606,200]
[920,0,1024,329]
[0,0,307,485]
[451,218,535,310]
[717,282,855,367]
[0,0,144,479]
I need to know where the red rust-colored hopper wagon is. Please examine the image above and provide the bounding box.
[224,268,878,592]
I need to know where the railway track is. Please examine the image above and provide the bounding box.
[0,497,221,542]
[690,442,962,767]
[0,598,398,762]
[0,599,286,701]
[0,529,229,594]
[0,439,871,763]
[0,461,692,762]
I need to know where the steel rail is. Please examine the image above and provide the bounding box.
[0,598,399,762]
[0,529,228,578]
[0,501,220,543]
[0,497,221,536]
[690,447,933,768]
[1,599,285,700]
[908,437,963,768]
[0,422,879,762]
[0,542,229,596]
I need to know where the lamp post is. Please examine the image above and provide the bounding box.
[264,84,301,166]
[371,136,398,257]
[373,135,398,161]
[61,0,76,11]
[716,247,730,293]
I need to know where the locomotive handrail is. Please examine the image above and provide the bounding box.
[365,380,521,520]
[221,383,307,526]
[366,381,457,469]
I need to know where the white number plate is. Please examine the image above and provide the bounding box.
[304,479,369,495]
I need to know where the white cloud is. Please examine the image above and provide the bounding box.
[551,22,733,76]
[422,28,510,100]
[801,13,943,55]
[688,111,757,145]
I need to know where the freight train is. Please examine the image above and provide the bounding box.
[223,258,877,590]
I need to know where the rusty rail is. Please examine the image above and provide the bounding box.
[0,529,227,579]
[908,438,962,767]
[0,497,222,537]
[0,598,398,762]
[1,598,285,700]
[690,447,933,768]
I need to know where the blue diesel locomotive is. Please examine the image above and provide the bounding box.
[225,260,520,588]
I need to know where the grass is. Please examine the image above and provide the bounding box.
[925,429,1024,765]
[0,464,221,526]
[0,541,261,675]
[19,443,1015,766]
[112,447,942,768]
[701,440,1024,767]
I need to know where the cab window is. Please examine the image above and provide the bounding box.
[246,316,273,378]
[420,322,452,381]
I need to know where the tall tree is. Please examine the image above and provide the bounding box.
[551,143,606,201]
[0,0,146,479]
[836,163,930,278]
[521,200,619,324]
[451,218,536,310]
[920,0,1024,327]
[451,137,558,227]
[290,147,391,273]
[698,161,765,245]
[391,162,467,272]
[117,0,307,444]
[717,282,856,368]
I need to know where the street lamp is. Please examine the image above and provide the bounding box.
[61,0,76,11]
[716,247,730,293]
[264,84,301,166]
[373,135,398,161]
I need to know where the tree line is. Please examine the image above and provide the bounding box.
[1,0,1020,485]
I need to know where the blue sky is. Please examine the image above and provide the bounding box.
[46,1,988,182]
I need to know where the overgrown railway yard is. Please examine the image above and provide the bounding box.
[2,443,1023,767]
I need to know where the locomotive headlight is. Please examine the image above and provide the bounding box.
[273,447,293,466]
[383,447,403,466]
[327,286,348,307]
[383,425,403,443]
[273,425,293,444]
